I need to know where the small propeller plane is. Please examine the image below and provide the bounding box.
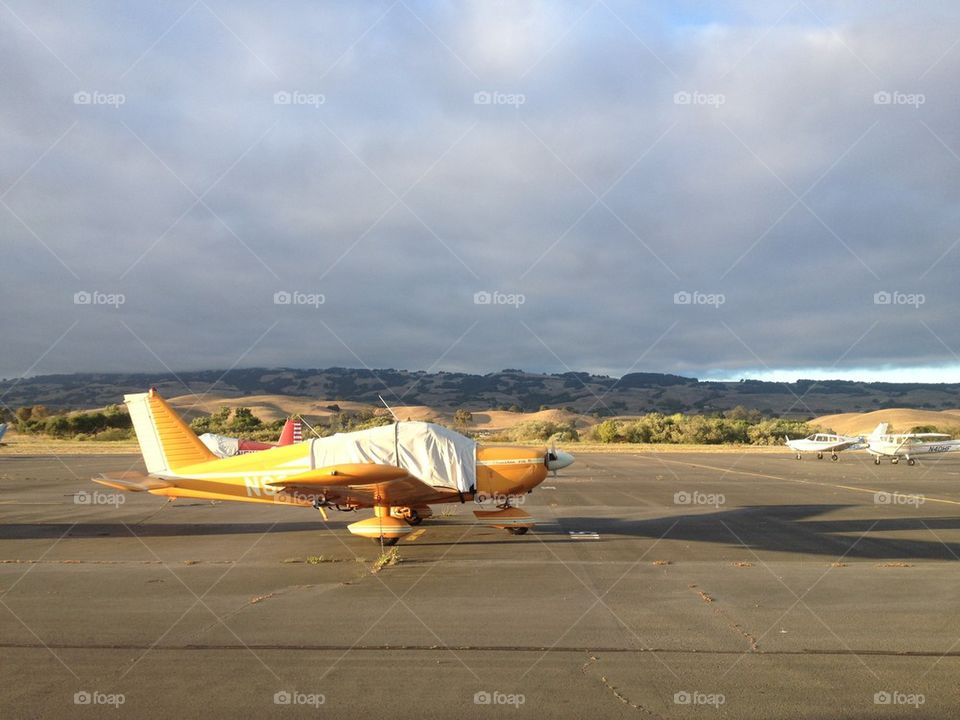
[864,423,960,465]
[94,389,574,544]
[785,432,864,461]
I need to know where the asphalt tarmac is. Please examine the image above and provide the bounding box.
[1,450,959,718]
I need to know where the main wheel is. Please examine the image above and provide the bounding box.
[875,457,881,465]
[796,454,802,460]
[817,452,823,460]
[506,527,529,535]
[891,458,899,465]
[907,458,916,466]
[408,510,423,526]
[831,453,839,462]
[376,537,399,546]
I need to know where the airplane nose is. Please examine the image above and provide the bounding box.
[546,449,575,472]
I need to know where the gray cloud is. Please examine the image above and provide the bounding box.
[3,1,960,382]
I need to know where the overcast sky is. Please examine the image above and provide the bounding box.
[3,1,960,383]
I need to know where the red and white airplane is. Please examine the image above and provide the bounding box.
[198,417,304,457]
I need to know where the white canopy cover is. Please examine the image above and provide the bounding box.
[310,422,476,493]
[198,433,240,458]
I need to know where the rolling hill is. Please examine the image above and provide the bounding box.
[2,368,959,419]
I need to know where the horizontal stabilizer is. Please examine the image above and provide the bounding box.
[266,463,408,488]
[92,472,173,493]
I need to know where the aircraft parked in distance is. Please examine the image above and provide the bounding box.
[198,417,304,457]
[864,423,960,465]
[785,432,864,461]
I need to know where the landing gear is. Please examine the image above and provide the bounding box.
[347,506,413,543]
[875,457,881,465]
[473,500,535,536]
[796,453,802,461]
[831,453,839,462]
[390,505,431,525]
[907,457,916,466]
[817,452,824,460]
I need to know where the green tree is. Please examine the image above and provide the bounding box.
[594,420,622,443]
[228,407,262,433]
[453,409,473,426]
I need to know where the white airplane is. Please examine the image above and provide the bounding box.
[864,423,960,465]
[785,432,864,461]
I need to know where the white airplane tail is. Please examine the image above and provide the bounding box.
[869,422,889,439]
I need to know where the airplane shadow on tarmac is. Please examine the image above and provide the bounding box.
[2,505,959,559]
[554,504,960,560]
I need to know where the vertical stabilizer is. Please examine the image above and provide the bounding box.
[125,389,215,474]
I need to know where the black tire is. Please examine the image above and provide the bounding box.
[817,452,823,460]
[377,537,399,546]
[908,458,916,466]
[875,457,881,465]
[796,454,802,461]
[507,527,529,535]
[408,511,423,526]
[891,458,899,465]
[831,454,838,462]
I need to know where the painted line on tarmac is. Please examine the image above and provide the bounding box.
[406,529,426,542]
[569,531,600,540]
[634,456,960,507]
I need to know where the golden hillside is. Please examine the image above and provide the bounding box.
[813,408,960,435]
[164,394,587,431]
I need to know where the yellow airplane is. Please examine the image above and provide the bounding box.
[94,389,574,544]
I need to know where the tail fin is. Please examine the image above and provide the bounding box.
[124,389,216,474]
[276,417,303,446]
[869,422,889,439]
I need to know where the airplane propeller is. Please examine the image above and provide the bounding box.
[545,441,574,475]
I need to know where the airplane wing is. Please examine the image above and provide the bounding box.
[268,463,458,506]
